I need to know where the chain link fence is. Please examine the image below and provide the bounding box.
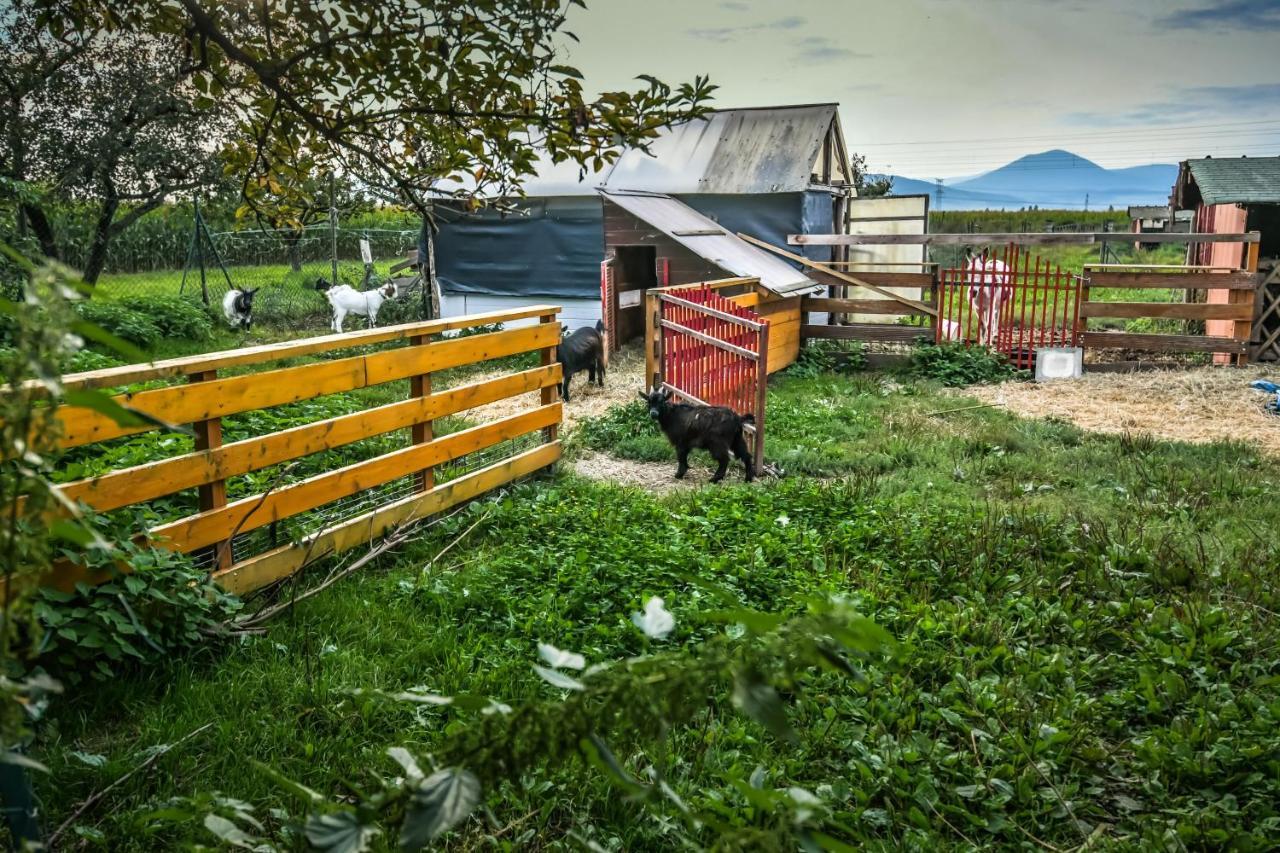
[94,223,433,330]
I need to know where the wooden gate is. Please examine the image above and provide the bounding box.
[937,244,1082,368]
[656,284,768,474]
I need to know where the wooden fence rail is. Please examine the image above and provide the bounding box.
[30,307,563,595]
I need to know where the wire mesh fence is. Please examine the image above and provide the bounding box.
[95,223,433,331]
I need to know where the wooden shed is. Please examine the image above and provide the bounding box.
[600,189,822,377]
[1172,156,1279,350]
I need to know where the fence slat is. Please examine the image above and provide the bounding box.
[150,403,561,554]
[53,323,560,448]
[58,365,561,514]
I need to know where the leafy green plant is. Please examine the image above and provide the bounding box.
[786,339,867,379]
[117,296,212,341]
[907,341,1019,386]
[33,530,241,684]
[74,300,162,347]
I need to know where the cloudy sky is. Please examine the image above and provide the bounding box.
[562,0,1280,179]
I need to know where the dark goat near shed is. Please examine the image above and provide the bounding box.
[558,320,606,403]
[640,387,755,483]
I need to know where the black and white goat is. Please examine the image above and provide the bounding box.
[640,387,755,483]
[558,320,606,403]
[222,288,259,331]
[323,282,397,333]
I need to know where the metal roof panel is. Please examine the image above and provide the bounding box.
[602,190,821,296]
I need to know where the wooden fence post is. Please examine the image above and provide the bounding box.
[753,320,769,476]
[409,335,434,491]
[190,370,230,571]
[645,292,659,392]
[540,313,560,444]
[1233,242,1261,365]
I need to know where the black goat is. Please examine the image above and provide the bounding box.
[558,320,606,403]
[640,387,754,483]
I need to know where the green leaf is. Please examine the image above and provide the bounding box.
[732,673,796,743]
[387,746,424,784]
[532,664,585,691]
[252,759,325,805]
[202,813,258,849]
[69,750,107,768]
[808,831,860,853]
[399,768,481,849]
[0,752,48,773]
[305,810,380,853]
[704,608,786,634]
[68,320,147,362]
[579,734,646,794]
[62,389,191,435]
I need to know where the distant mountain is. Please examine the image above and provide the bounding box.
[875,150,1178,210]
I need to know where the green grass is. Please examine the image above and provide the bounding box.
[29,366,1280,850]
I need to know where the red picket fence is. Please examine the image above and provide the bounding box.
[656,284,768,473]
[936,244,1082,368]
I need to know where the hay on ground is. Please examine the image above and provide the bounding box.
[960,365,1280,455]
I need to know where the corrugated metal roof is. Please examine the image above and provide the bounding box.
[602,190,821,297]
[1185,157,1280,205]
[1128,205,1170,219]
[600,104,841,194]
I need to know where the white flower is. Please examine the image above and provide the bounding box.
[537,642,586,670]
[776,514,790,527]
[632,596,675,640]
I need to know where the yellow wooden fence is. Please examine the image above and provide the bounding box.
[39,306,563,595]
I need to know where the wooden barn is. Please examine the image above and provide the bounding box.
[1172,156,1280,353]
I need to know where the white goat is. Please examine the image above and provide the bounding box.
[325,282,397,333]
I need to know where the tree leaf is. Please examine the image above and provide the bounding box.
[251,759,325,805]
[579,734,646,794]
[399,768,482,849]
[387,746,424,784]
[305,810,380,853]
[732,673,796,743]
[532,664,585,691]
[203,813,258,849]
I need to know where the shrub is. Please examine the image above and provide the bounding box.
[907,341,1017,387]
[33,529,241,684]
[786,339,867,379]
[118,296,212,340]
[63,348,125,374]
[75,301,161,347]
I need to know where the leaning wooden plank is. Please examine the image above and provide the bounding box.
[52,323,560,448]
[803,297,931,316]
[38,305,560,394]
[1078,302,1255,321]
[801,324,933,343]
[1079,331,1248,354]
[737,233,937,317]
[789,232,1261,246]
[150,403,561,554]
[57,364,562,514]
[806,270,935,289]
[214,442,560,595]
[1084,271,1258,290]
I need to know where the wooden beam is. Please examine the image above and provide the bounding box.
[658,320,761,360]
[789,232,1262,246]
[803,297,932,317]
[212,442,560,596]
[801,323,934,343]
[1079,302,1256,321]
[57,365,561,515]
[1079,331,1248,354]
[51,323,560,448]
[1085,271,1258,290]
[150,403,561,554]
[736,233,937,317]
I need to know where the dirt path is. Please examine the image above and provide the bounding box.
[467,342,648,433]
[959,365,1280,455]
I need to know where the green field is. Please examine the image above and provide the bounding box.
[29,342,1280,850]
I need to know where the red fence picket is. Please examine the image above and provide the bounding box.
[656,284,768,473]
[936,244,1082,368]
